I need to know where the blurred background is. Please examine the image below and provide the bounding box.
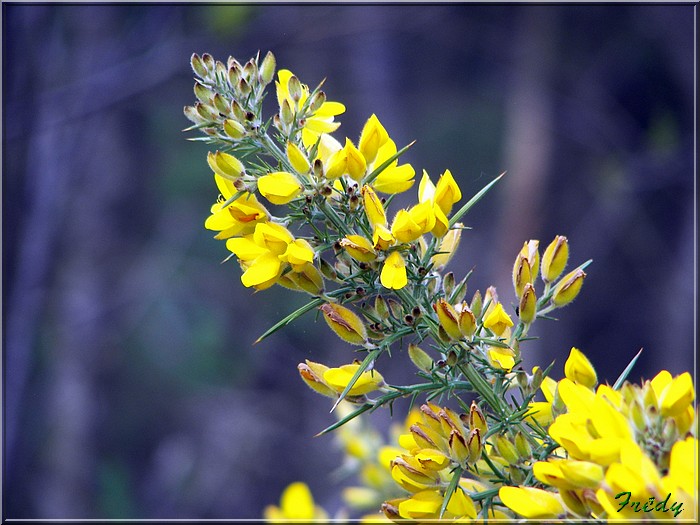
[3,3,695,520]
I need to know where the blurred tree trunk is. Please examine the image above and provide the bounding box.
[495,8,556,366]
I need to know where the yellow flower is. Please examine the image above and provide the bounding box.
[340,235,377,263]
[380,251,408,290]
[323,363,385,396]
[205,179,269,239]
[518,283,537,324]
[499,486,566,519]
[433,299,462,340]
[358,114,389,164]
[433,169,462,215]
[263,481,328,521]
[482,302,514,336]
[370,134,415,194]
[391,202,435,243]
[361,184,388,228]
[564,347,597,389]
[286,141,310,174]
[257,171,303,205]
[418,170,461,237]
[298,360,336,398]
[372,224,395,251]
[656,371,695,417]
[281,238,315,271]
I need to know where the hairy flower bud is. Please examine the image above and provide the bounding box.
[223,119,246,140]
[512,253,533,299]
[287,74,303,103]
[408,343,433,373]
[194,81,213,104]
[433,299,462,340]
[518,283,537,324]
[469,401,488,434]
[320,303,368,345]
[542,235,569,283]
[190,53,209,79]
[259,51,276,85]
[552,268,586,307]
[564,347,597,388]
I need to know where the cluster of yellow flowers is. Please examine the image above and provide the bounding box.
[185,51,696,522]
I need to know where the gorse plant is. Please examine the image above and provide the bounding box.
[184,51,697,522]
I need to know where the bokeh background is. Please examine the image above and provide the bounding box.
[3,3,695,520]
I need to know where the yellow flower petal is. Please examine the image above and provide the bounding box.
[380,251,408,289]
[499,486,565,519]
[258,172,303,205]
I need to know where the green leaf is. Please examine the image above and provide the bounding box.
[613,348,643,390]
[449,172,506,227]
[255,297,325,344]
[439,466,463,518]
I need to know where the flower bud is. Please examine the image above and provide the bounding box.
[320,303,368,345]
[231,99,246,122]
[190,53,209,79]
[207,151,245,180]
[433,299,462,340]
[237,78,251,97]
[448,430,469,466]
[358,114,389,164]
[512,253,532,299]
[223,119,246,140]
[470,290,483,319]
[242,60,257,83]
[259,51,276,85]
[195,102,217,121]
[227,64,241,89]
[193,81,213,104]
[361,185,387,228]
[564,347,597,388]
[287,263,324,296]
[457,302,477,338]
[518,283,537,324]
[287,75,303,102]
[201,53,215,72]
[408,343,433,373]
[215,60,227,80]
[183,105,202,125]
[493,434,520,465]
[519,240,540,282]
[442,272,456,298]
[212,93,230,115]
[514,431,532,460]
[483,302,514,337]
[552,268,586,307]
[308,90,326,113]
[469,401,488,434]
[466,428,482,464]
[280,99,294,126]
[374,295,389,320]
[541,235,569,283]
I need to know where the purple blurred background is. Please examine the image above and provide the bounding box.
[3,3,695,519]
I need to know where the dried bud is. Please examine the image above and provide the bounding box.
[443,272,456,298]
[552,268,586,307]
[541,235,569,283]
[466,428,482,464]
[319,258,337,281]
[259,51,276,85]
[457,302,476,338]
[320,303,368,345]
